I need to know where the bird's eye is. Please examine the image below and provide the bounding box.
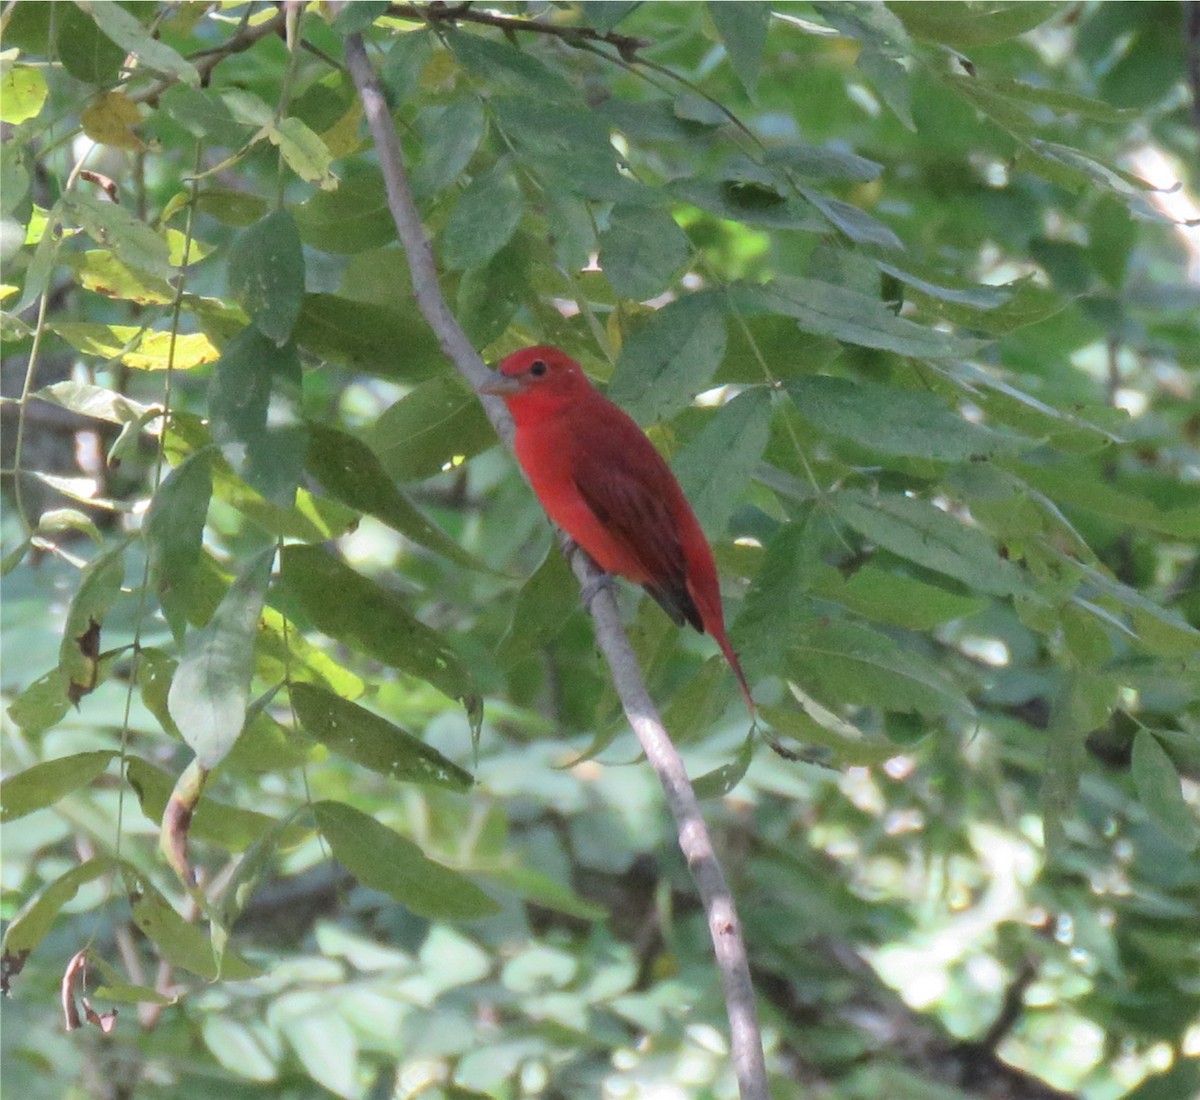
[529,360,548,378]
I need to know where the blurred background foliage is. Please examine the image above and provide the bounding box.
[1,2,1198,1098]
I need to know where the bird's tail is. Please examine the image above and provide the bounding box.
[715,631,756,720]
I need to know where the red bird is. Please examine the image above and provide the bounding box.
[480,345,754,716]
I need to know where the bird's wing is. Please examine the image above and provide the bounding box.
[569,425,703,633]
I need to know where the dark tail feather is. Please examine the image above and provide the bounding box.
[715,631,756,719]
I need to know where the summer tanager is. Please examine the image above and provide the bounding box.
[480,345,754,716]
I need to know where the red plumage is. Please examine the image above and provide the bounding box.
[482,345,754,716]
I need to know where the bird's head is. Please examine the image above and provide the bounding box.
[478,346,593,415]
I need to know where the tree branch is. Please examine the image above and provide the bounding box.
[385,2,653,60]
[339,27,769,1100]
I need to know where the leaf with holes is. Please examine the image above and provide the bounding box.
[228,210,305,346]
[292,683,473,790]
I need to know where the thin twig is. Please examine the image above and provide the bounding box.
[385,2,652,59]
[131,8,288,104]
[339,27,769,1100]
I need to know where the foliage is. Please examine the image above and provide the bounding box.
[2,3,1198,1098]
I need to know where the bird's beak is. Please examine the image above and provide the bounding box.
[477,371,521,397]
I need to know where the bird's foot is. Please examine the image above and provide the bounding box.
[580,569,615,611]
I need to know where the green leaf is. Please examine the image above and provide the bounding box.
[1042,674,1114,857]
[447,31,578,102]
[314,801,499,919]
[789,376,1035,461]
[37,380,155,425]
[127,871,256,980]
[202,1017,279,1083]
[81,0,200,84]
[787,619,973,721]
[856,45,914,130]
[267,116,336,190]
[490,95,647,204]
[600,205,691,300]
[891,1,1062,48]
[488,865,606,921]
[140,646,312,774]
[818,562,990,629]
[760,704,898,766]
[125,757,306,853]
[1014,462,1200,539]
[671,177,826,231]
[0,65,48,124]
[213,810,306,966]
[305,424,483,569]
[367,375,497,483]
[693,734,755,799]
[155,85,248,147]
[6,667,72,736]
[458,234,531,347]
[55,4,125,84]
[870,258,1014,311]
[817,3,915,128]
[708,2,770,94]
[195,186,269,226]
[63,192,173,280]
[0,138,31,218]
[330,0,390,34]
[796,185,903,250]
[607,293,728,423]
[764,143,883,183]
[441,160,524,271]
[381,30,433,106]
[581,2,640,33]
[674,388,773,533]
[58,544,126,699]
[293,292,443,381]
[168,548,275,770]
[1077,566,1200,658]
[743,277,983,358]
[1,751,117,822]
[1088,196,1138,290]
[228,210,305,346]
[1132,731,1200,850]
[1019,139,1169,222]
[145,449,212,642]
[2,859,112,959]
[411,96,487,198]
[281,545,472,703]
[834,489,1027,597]
[294,164,395,254]
[732,516,821,674]
[292,683,473,790]
[209,326,305,507]
[497,544,577,666]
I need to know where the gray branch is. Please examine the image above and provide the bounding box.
[339,27,769,1100]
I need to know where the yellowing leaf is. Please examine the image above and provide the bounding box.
[267,117,337,190]
[66,250,173,304]
[0,65,48,124]
[164,228,214,266]
[51,323,219,370]
[81,91,144,150]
